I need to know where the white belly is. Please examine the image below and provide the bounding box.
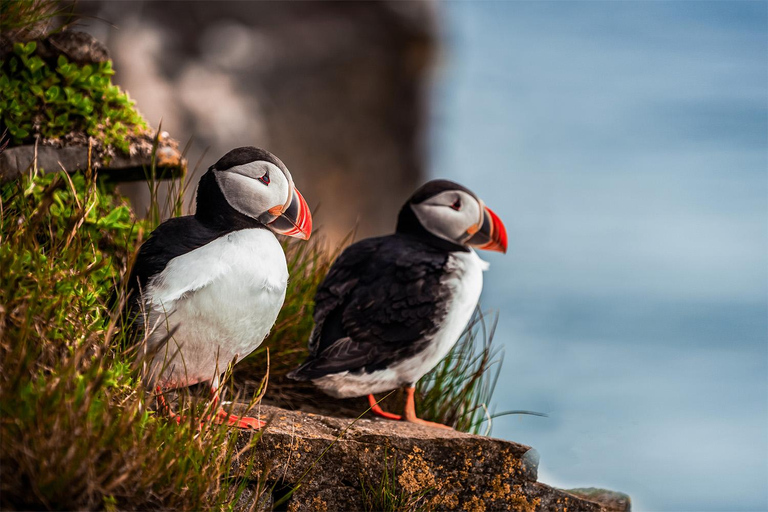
[142,229,287,388]
[314,250,488,398]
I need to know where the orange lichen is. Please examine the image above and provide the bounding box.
[482,474,512,502]
[462,495,487,512]
[397,447,437,494]
[429,492,460,510]
[310,496,328,511]
[509,485,541,512]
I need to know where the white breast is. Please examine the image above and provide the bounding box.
[142,228,288,388]
[389,249,487,384]
[314,249,488,398]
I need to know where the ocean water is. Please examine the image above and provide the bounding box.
[429,2,768,510]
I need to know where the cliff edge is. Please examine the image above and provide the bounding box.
[229,404,630,511]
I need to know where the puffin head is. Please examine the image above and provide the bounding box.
[196,147,312,239]
[396,179,507,253]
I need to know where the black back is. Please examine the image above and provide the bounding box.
[289,234,454,379]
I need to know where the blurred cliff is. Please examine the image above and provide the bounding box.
[76,0,437,243]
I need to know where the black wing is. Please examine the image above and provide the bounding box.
[125,216,230,315]
[290,234,451,379]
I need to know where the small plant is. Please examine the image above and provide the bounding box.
[0,41,149,153]
[360,449,434,512]
[416,309,505,434]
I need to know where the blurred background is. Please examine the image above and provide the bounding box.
[78,1,767,510]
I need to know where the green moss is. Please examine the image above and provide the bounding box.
[0,40,149,153]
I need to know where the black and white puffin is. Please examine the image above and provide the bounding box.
[287,180,506,428]
[127,146,312,429]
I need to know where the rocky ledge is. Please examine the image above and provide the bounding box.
[0,133,185,183]
[229,404,630,511]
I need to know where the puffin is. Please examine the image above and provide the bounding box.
[127,146,312,429]
[287,180,506,428]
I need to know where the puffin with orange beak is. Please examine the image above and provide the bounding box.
[288,180,505,428]
[127,147,311,429]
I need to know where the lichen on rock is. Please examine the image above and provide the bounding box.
[226,404,629,512]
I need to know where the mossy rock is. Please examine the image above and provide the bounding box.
[0,30,185,181]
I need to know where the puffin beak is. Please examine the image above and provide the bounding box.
[466,205,507,253]
[266,186,313,240]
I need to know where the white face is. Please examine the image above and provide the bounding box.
[214,160,293,222]
[410,190,484,246]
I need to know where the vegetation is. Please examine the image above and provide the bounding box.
[0,0,74,41]
[0,41,149,153]
[0,163,510,510]
[0,168,267,510]
[0,3,510,510]
[417,310,504,434]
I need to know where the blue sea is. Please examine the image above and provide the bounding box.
[430,2,768,510]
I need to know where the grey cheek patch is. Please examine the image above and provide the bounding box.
[215,171,267,219]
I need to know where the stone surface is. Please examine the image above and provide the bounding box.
[0,29,110,66]
[565,488,632,512]
[228,404,629,512]
[0,133,185,183]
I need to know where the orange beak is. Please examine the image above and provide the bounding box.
[266,187,312,240]
[466,205,507,253]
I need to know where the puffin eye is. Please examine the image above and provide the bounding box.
[450,198,462,211]
[258,171,270,185]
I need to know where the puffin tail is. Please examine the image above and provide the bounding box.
[286,364,311,381]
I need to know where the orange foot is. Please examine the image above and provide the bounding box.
[368,394,402,421]
[213,408,265,430]
[403,415,453,429]
[403,387,453,430]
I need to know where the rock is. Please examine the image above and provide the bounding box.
[0,133,185,183]
[38,30,111,64]
[0,30,110,65]
[227,404,628,511]
[565,488,632,512]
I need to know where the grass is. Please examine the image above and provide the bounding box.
[0,167,512,508]
[0,148,510,511]
[417,308,504,434]
[0,166,267,510]
[0,0,76,42]
[0,5,513,508]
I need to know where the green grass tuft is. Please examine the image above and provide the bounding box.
[416,309,505,434]
[0,154,511,510]
[0,0,75,42]
[0,168,266,510]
